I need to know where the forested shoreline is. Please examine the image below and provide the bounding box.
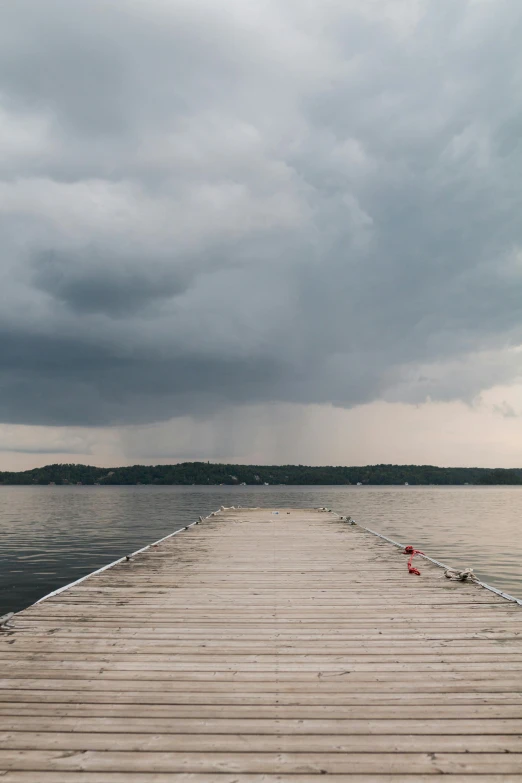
[1,463,522,485]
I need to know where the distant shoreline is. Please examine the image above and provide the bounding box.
[1,462,521,486]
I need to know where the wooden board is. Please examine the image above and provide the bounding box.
[1,506,521,780]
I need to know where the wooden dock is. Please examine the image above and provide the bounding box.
[1,506,522,781]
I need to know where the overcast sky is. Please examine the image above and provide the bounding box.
[1,0,522,469]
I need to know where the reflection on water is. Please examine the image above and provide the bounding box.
[1,484,521,615]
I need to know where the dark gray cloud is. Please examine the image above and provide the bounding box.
[32,249,191,316]
[1,0,522,426]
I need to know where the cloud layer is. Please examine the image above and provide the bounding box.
[1,0,522,427]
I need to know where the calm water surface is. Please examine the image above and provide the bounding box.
[1,485,521,616]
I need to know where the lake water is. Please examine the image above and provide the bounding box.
[1,484,521,617]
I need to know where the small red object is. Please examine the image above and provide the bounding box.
[403,545,424,576]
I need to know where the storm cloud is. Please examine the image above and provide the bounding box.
[1,0,522,427]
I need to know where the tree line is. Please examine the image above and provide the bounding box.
[1,463,522,485]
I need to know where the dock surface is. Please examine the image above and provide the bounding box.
[1,506,522,781]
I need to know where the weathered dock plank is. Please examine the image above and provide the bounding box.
[1,507,521,780]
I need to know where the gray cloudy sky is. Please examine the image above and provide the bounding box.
[1,0,522,468]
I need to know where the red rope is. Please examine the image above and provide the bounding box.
[403,544,424,575]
